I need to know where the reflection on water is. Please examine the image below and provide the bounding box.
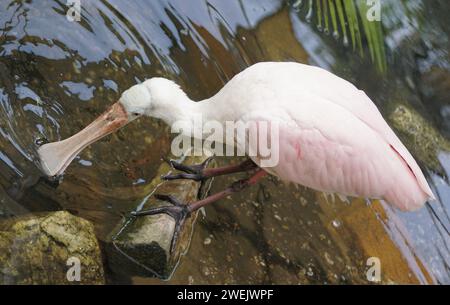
[0,0,449,284]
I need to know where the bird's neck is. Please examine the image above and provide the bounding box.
[156,95,219,127]
[146,78,226,126]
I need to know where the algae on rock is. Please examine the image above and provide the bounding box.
[107,154,213,280]
[389,104,450,174]
[0,211,105,284]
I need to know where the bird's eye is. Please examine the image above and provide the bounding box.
[132,112,140,116]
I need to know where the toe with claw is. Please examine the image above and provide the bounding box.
[161,156,213,181]
[131,194,191,254]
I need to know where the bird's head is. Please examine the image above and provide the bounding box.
[119,80,153,119]
[37,77,184,176]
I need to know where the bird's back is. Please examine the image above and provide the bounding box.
[210,62,434,210]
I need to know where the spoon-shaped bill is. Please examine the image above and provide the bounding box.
[37,102,129,177]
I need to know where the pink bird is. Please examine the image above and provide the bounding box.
[38,62,435,251]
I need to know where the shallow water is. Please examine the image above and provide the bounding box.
[0,0,449,284]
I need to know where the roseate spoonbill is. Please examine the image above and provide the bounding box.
[38,62,435,250]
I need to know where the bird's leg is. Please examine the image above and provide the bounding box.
[162,157,257,181]
[132,169,267,253]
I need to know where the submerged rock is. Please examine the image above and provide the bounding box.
[0,211,104,284]
[389,104,450,174]
[107,155,212,280]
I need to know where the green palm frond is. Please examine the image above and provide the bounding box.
[294,0,387,73]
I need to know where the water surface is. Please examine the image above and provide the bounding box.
[0,0,449,284]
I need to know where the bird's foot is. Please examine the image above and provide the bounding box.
[131,194,191,254]
[161,156,213,181]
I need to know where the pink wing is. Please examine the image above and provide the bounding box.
[300,65,435,201]
[220,62,434,210]
[242,99,431,211]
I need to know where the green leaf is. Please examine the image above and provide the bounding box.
[297,0,387,73]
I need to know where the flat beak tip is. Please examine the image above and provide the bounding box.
[35,102,130,177]
[37,143,59,177]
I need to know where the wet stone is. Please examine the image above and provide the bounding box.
[106,155,212,280]
[0,211,105,284]
[389,103,450,173]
